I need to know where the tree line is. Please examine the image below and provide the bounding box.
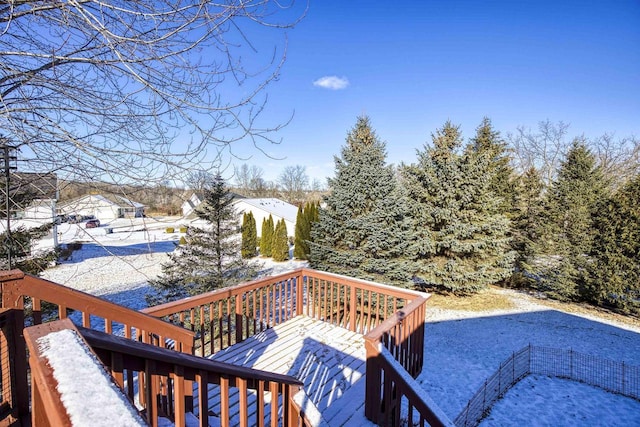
[307,116,639,316]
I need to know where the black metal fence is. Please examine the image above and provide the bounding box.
[454,345,640,427]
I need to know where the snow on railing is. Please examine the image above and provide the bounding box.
[24,320,147,427]
[454,344,640,427]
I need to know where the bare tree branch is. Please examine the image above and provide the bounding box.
[0,0,307,187]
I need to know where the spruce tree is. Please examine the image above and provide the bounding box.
[466,117,516,217]
[272,219,289,262]
[309,116,413,287]
[148,173,254,304]
[293,205,309,259]
[585,174,640,314]
[540,140,608,300]
[509,167,546,287]
[402,121,514,294]
[260,215,274,257]
[241,211,257,258]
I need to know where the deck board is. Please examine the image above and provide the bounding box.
[199,315,368,425]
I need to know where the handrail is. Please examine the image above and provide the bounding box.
[0,269,194,352]
[143,268,427,358]
[142,269,305,317]
[363,293,432,424]
[25,318,306,427]
[0,269,195,424]
[368,344,455,427]
[24,319,148,427]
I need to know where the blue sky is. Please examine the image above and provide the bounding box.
[224,0,640,184]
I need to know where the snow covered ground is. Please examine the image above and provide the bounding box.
[38,220,640,426]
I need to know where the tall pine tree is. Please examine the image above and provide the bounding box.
[509,166,546,287]
[241,211,257,258]
[293,205,309,259]
[148,173,254,304]
[294,201,319,260]
[309,116,412,287]
[272,218,289,262]
[540,140,607,300]
[466,117,516,217]
[402,121,514,294]
[260,215,274,257]
[586,173,640,314]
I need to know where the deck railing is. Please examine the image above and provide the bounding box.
[143,268,426,357]
[144,268,439,425]
[363,294,455,426]
[24,318,305,427]
[0,269,195,424]
[1,267,438,426]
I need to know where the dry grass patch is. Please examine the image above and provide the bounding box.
[427,287,513,311]
[534,297,640,329]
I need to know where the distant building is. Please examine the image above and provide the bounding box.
[182,193,298,237]
[234,198,298,237]
[58,194,145,221]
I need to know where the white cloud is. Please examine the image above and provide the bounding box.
[313,75,349,90]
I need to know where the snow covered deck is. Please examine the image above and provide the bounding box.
[202,315,371,425]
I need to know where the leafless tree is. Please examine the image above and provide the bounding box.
[507,120,571,187]
[508,120,638,189]
[0,1,306,189]
[277,164,308,204]
[233,163,268,196]
[591,133,639,189]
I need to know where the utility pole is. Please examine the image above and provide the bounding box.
[1,139,18,269]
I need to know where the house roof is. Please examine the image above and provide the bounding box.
[234,198,298,223]
[59,194,144,210]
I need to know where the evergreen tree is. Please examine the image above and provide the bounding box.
[585,174,640,314]
[540,140,608,300]
[509,167,546,287]
[241,211,257,258]
[309,116,413,286]
[0,224,56,274]
[293,205,309,259]
[402,121,514,294]
[272,219,289,262]
[466,117,516,217]
[260,215,274,257]
[148,173,253,304]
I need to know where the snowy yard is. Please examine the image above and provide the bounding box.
[39,220,640,426]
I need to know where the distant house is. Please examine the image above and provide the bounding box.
[182,193,298,237]
[181,191,247,218]
[180,192,205,218]
[58,194,145,221]
[233,198,298,237]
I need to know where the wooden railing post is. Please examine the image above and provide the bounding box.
[295,272,304,317]
[235,295,243,344]
[1,272,30,421]
[349,284,357,332]
[364,336,382,423]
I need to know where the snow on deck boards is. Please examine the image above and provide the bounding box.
[199,315,367,424]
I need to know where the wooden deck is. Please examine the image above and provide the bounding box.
[197,315,372,426]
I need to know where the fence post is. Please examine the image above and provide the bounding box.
[570,348,574,379]
[622,362,625,395]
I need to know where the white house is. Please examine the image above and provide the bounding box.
[23,199,57,221]
[233,198,298,237]
[180,192,205,218]
[58,194,145,221]
[182,193,298,237]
